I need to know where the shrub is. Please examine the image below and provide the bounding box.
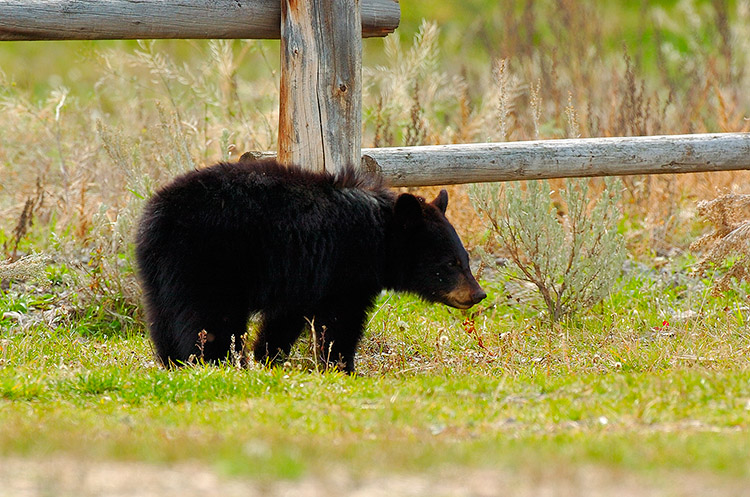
[470,177,626,323]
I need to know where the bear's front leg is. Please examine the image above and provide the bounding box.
[253,310,307,366]
[313,298,373,374]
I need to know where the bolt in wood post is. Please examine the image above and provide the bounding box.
[278,0,362,172]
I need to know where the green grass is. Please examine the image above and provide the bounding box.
[2,357,749,479]
[2,265,749,482]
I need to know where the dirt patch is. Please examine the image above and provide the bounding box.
[1,457,747,497]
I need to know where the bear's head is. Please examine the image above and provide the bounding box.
[389,190,486,309]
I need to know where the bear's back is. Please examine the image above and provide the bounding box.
[136,159,395,313]
[150,159,389,216]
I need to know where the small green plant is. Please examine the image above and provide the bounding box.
[470,178,626,323]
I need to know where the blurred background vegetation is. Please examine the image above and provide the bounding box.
[1,0,749,318]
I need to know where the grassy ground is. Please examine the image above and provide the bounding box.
[2,0,750,494]
[2,263,750,493]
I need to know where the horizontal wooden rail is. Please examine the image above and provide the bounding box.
[0,0,400,41]
[360,133,750,187]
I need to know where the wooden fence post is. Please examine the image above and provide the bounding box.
[278,0,362,172]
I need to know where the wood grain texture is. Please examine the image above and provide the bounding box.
[278,0,361,172]
[0,0,399,40]
[360,133,750,186]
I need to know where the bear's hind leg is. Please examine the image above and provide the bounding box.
[146,308,182,367]
[253,310,306,366]
[149,306,205,367]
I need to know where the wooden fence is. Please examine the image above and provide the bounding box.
[2,0,750,185]
[362,133,750,187]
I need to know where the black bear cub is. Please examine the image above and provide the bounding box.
[135,159,485,372]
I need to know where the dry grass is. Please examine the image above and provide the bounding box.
[691,193,750,293]
[363,2,750,255]
[0,1,749,318]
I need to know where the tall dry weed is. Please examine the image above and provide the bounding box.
[691,193,750,294]
[1,40,280,309]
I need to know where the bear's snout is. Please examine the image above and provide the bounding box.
[470,286,487,305]
[442,274,486,309]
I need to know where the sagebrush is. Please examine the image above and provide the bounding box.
[470,178,626,323]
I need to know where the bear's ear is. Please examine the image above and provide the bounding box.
[431,189,449,214]
[394,193,424,229]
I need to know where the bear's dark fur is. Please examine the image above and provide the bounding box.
[135,159,485,372]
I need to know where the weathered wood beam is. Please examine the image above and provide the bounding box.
[0,0,399,41]
[360,133,750,187]
[278,0,361,172]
